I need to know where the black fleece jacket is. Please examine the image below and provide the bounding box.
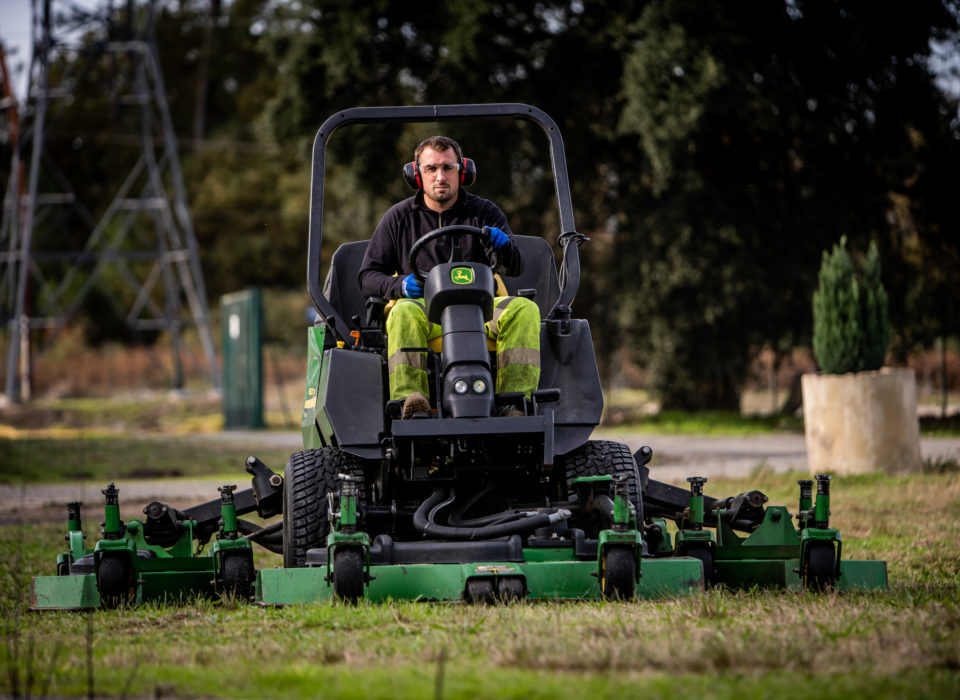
[358,189,524,299]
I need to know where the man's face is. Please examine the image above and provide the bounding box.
[418,146,460,211]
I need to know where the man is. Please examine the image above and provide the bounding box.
[358,136,540,419]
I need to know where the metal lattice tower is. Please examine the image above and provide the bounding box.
[1,0,219,401]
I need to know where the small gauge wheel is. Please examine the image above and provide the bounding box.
[464,578,496,604]
[497,577,526,603]
[97,554,134,609]
[333,548,365,602]
[220,552,254,600]
[680,544,715,588]
[803,541,837,591]
[601,546,636,601]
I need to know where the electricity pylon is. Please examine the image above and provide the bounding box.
[1,0,218,401]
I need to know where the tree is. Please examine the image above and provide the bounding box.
[613,0,958,408]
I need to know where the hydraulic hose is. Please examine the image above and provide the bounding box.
[413,488,570,540]
[237,519,284,554]
[447,482,540,527]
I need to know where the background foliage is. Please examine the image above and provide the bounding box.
[5,0,960,408]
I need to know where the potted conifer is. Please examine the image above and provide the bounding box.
[801,237,921,474]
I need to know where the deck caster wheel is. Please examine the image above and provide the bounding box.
[803,541,837,591]
[97,554,134,609]
[497,577,526,603]
[464,578,496,604]
[601,546,636,601]
[333,548,365,603]
[680,544,715,587]
[220,552,254,600]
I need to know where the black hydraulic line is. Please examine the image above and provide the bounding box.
[446,482,526,527]
[451,510,533,528]
[237,519,282,539]
[440,486,543,527]
[236,519,283,554]
[413,489,569,541]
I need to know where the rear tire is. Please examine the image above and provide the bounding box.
[282,448,365,568]
[561,440,642,535]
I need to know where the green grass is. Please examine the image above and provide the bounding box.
[0,435,296,484]
[2,470,958,699]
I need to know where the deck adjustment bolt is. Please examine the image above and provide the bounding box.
[686,476,707,497]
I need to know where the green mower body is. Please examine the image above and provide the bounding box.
[31,104,885,610]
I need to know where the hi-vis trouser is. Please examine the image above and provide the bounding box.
[386,296,540,402]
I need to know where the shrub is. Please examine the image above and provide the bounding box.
[812,237,890,374]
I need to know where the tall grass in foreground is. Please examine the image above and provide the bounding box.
[1,470,958,699]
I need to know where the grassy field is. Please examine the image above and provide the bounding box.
[0,434,295,484]
[1,465,958,699]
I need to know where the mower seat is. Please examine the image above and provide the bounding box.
[323,235,562,333]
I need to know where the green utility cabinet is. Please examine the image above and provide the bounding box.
[221,289,264,429]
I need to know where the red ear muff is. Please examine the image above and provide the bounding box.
[461,158,477,187]
[404,157,476,189]
[402,162,422,190]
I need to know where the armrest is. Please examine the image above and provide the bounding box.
[364,296,389,328]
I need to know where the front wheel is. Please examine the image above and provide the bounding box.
[680,544,714,588]
[97,554,134,609]
[803,541,837,591]
[332,548,365,603]
[219,552,254,600]
[601,546,636,601]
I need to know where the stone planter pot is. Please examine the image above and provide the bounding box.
[801,367,921,475]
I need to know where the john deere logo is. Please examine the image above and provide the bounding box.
[451,267,474,285]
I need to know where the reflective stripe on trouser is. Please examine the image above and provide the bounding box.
[386,298,440,401]
[385,296,541,401]
[486,296,540,398]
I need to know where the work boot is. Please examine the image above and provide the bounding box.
[402,392,431,419]
[497,405,524,417]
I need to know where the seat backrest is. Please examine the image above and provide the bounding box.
[323,240,370,332]
[498,235,560,319]
[322,234,562,330]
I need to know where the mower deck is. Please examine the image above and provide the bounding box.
[256,556,704,604]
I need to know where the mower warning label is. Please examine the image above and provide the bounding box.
[451,267,474,284]
[473,565,516,575]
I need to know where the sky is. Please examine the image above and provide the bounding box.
[0,0,34,100]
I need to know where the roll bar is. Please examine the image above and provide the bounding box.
[307,104,583,343]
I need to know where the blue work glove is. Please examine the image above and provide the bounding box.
[401,273,423,298]
[483,225,511,250]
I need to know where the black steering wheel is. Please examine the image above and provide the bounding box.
[408,225,499,282]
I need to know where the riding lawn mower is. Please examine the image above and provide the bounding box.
[31,104,887,609]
